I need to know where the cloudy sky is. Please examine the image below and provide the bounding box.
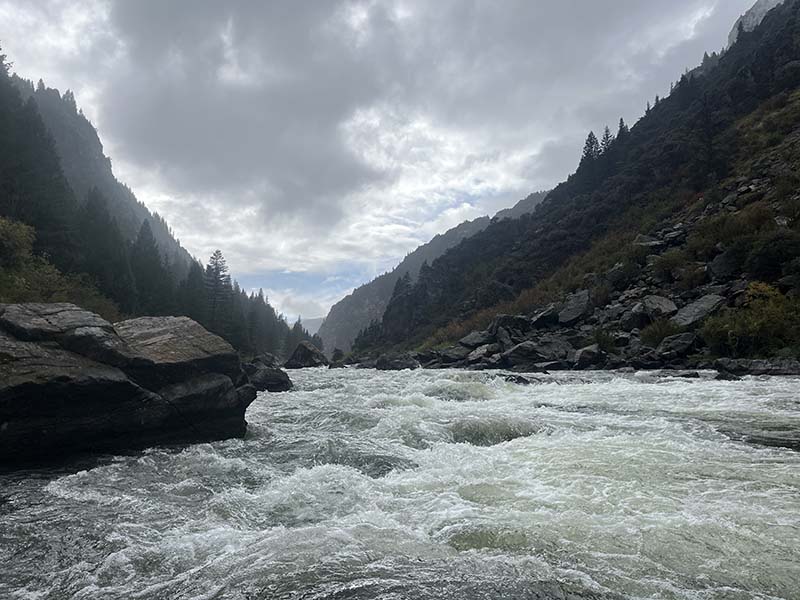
[1,0,755,318]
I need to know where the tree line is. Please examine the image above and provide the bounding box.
[0,44,320,358]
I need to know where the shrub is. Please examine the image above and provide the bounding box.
[592,329,616,353]
[701,282,800,357]
[641,319,683,348]
[653,250,686,282]
[744,229,800,282]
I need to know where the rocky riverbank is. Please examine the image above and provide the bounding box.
[0,303,293,466]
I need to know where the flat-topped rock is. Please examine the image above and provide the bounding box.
[671,294,726,328]
[0,304,260,467]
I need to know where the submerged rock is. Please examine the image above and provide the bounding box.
[0,304,258,466]
[284,341,329,369]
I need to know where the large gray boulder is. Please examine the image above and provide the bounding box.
[559,290,591,325]
[671,294,726,328]
[284,341,329,369]
[574,344,603,369]
[0,304,258,466]
[458,330,494,348]
[641,295,678,319]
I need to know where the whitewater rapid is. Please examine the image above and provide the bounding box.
[1,369,799,599]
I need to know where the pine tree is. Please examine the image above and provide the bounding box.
[131,220,170,315]
[205,249,232,336]
[177,260,207,324]
[600,126,614,154]
[617,118,629,141]
[580,131,600,166]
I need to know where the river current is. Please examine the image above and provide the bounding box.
[1,369,799,599]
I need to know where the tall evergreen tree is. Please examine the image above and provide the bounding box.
[177,260,207,324]
[205,249,232,336]
[579,131,601,167]
[600,126,614,154]
[131,220,170,315]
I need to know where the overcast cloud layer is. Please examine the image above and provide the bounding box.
[1,0,755,318]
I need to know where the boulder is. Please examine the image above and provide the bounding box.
[115,316,243,387]
[633,234,665,249]
[0,304,258,466]
[574,344,603,369]
[709,250,740,281]
[620,304,651,331]
[502,341,548,368]
[458,330,494,348]
[530,304,559,328]
[641,295,678,319]
[488,314,532,336]
[253,352,281,369]
[466,344,501,363]
[439,345,473,363]
[558,290,591,325]
[376,354,421,371]
[284,341,329,369]
[656,333,697,360]
[243,362,293,392]
[670,294,726,328]
[713,358,800,376]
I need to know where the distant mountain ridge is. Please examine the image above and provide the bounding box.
[12,77,193,280]
[318,190,548,354]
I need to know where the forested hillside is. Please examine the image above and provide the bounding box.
[0,47,320,358]
[319,190,548,354]
[360,0,800,355]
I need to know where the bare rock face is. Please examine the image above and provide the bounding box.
[670,294,726,328]
[284,341,329,369]
[0,303,259,466]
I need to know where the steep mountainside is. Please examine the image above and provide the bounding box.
[13,78,193,279]
[367,0,800,355]
[318,191,547,354]
[729,0,784,46]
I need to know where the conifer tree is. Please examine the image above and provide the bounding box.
[177,260,207,324]
[205,249,232,336]
[600,126,614,154]
[131,220,170,315]
[580,131,601,166]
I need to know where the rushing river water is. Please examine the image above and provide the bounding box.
[1,369,799,599]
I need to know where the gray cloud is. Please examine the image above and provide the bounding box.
[0,0,756,316]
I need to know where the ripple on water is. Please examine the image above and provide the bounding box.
[1,368,799,600]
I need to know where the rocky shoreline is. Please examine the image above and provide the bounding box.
[0,303,293,466]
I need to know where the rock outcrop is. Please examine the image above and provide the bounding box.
[284,340,329,369]
[0,303,260,466]
[375,353,421,371]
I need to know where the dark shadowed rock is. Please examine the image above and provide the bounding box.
[440,345,472,363]
[243,362,293,392]
[713,358,800,376]
[709,250,740,281]
[376,354,421,370]
[656,333,697,360]
[459,330,494,348]
[670,294,726,328]
[284,341,329,369]
[467,344,501,363]
[530,304,559,328]
[502,374,538,385]
[620,304,651,331]
[558,290,591,325]
[0,304,258,466]
[488,314,532,336]
[574,344,603,369]
[501,341,548,368]
[253,352,281,369]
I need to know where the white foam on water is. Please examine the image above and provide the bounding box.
[1,368,799,599]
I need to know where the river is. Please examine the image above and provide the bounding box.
[1,369,799,599]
